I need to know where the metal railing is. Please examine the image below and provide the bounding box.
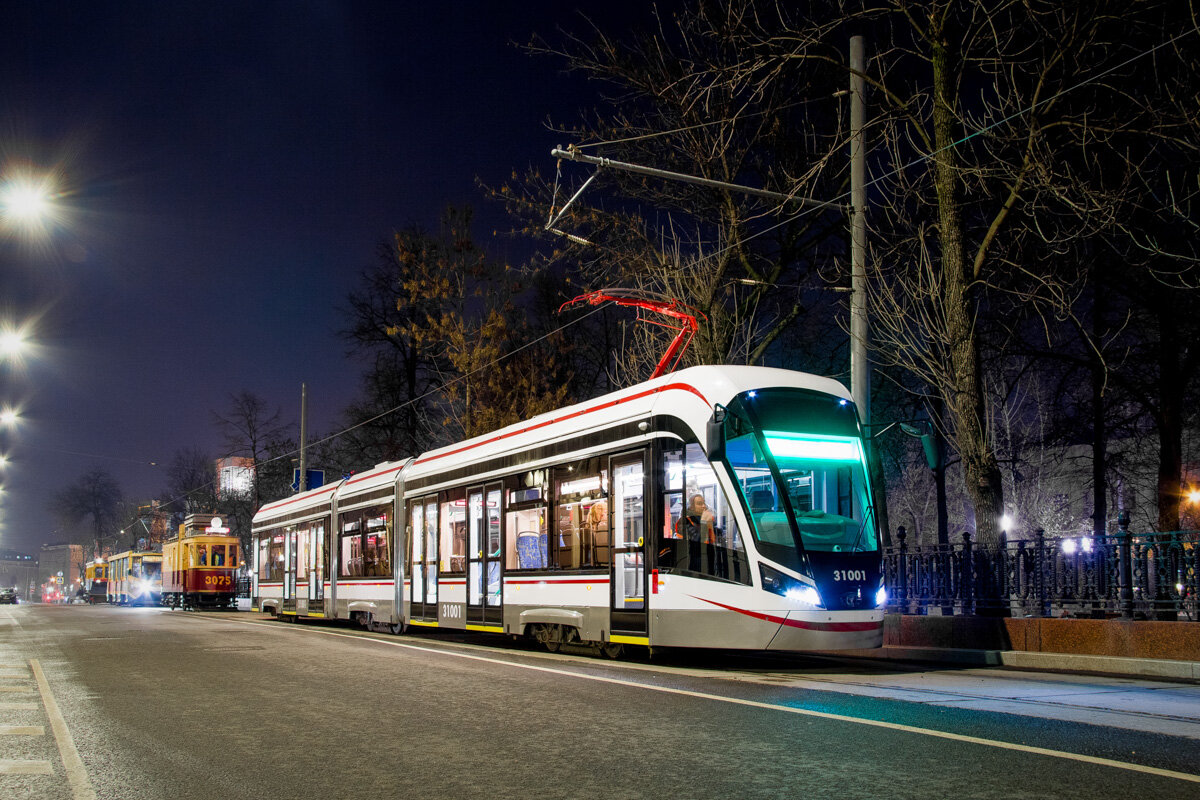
[884,515,1199,620]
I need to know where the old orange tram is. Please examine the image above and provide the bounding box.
[162,513,242,610]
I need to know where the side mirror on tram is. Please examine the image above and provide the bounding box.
[707,406,726,461]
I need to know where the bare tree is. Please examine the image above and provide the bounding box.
[163,447,217,514]
[48,468,123,557]
[212,391,293,513]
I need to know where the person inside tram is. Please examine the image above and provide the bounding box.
[587,499,609,564]
[212,547,224,567]
[198,548,207,566]
[676,493,715,573]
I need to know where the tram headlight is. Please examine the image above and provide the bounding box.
[760,564,823,609]
[134,579,150,597]
[875,586,888,608]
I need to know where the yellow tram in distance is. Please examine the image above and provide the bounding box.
[84,558,109,604]
[162,513,242,610]
[107,550,163,605]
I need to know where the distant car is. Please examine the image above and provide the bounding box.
[0,588,18,604]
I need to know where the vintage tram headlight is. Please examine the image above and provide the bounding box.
[760,564,823,609]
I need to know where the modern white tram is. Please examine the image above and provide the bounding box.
[252,365,885,655]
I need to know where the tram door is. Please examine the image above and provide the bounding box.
[308,524,325,614]
[409,496,438,620]
[609,451,648,635]
[283,526,297,613]
[467,483,503,625]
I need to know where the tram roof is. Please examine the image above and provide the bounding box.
[252,365,851,524]
[403,365,851,481]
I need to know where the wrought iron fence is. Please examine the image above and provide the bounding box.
[884,516,1199,620]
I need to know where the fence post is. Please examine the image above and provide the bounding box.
[896,526,909,612]
[961,531,974,616]
[1118,509,1134,619]
[1035,529,1047,617]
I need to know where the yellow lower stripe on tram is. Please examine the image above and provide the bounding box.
[307,612,325,618]
[609,634,649,646]
[407,619,439,627]
[282,611,298,616]
[465,624,505,633]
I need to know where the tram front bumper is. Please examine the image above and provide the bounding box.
[765,610,885,651]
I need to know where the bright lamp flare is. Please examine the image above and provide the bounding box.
[0,409,18,427]
[2,182,48,220]
[0,331,26,356]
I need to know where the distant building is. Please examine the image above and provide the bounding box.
[39,543,84,594]
[218,457,255,499]
[0,549,38,601]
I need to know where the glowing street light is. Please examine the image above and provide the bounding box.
[0,170,59,237]
[0,330,26,357]
[0,409,19,428]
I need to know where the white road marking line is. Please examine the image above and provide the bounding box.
[0,759,53,775]
[0,702,37,710]
[31,660,96,800]
[0,687,35,693]
[0,725,44,735]
[223,617,1200,785]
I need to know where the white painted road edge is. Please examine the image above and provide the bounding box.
[223,617,1200,785]
[31,659,96,800]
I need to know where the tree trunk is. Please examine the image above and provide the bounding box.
[930,18,1004,545]
[1156,303,1182,532]
[1090,286,1108,537]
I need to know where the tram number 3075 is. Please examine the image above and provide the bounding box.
[832,569,867,582]
[203,575,233,587]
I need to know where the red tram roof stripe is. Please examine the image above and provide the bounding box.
[413,381,709,468]
[504,578,610,585]
[259,381,709,518]
[692,596,882,633]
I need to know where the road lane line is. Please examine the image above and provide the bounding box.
[0,725,44,735]
[30,660,96,800]
[0,759,53,775]
[0,702,37,710]
[220,617,1200,784]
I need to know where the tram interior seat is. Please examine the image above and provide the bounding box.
[516,531,547,569]
[591,524,610,566]
[750,489,775,514]
[557,527,581,569]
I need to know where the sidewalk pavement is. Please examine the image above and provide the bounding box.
[830,644,1200,682]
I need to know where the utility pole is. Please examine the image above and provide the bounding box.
[850,34,869,424]
[298,383,308,493]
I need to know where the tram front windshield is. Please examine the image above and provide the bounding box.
[723,388,877,573]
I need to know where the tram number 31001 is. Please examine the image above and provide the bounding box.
[831,569,867,582]
[203,575,233,587]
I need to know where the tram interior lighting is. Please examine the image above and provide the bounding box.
[560,476,601,495]
[763,432,863,462]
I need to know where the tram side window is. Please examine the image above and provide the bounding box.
[340,515,364,577]
[439,489,467,574]
[362,504,392,577]
[658,443,750,585]
[553,458,608,570]
[504,473,548,570]
[266,535,285,581]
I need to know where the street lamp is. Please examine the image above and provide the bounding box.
[0,408,19,428]
[0,172,57,235]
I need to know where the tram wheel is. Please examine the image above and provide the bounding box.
[538,623,563,653]
[387,621,404,635]
[597,642,624,659]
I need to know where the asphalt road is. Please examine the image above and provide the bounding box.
[1,603,1198,800]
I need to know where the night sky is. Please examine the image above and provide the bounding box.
[0,1,659,554]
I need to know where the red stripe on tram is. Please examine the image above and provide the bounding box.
[692,596,882,633]
[414,382,709,468]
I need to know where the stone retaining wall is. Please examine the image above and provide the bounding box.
[885,614,1200,662]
